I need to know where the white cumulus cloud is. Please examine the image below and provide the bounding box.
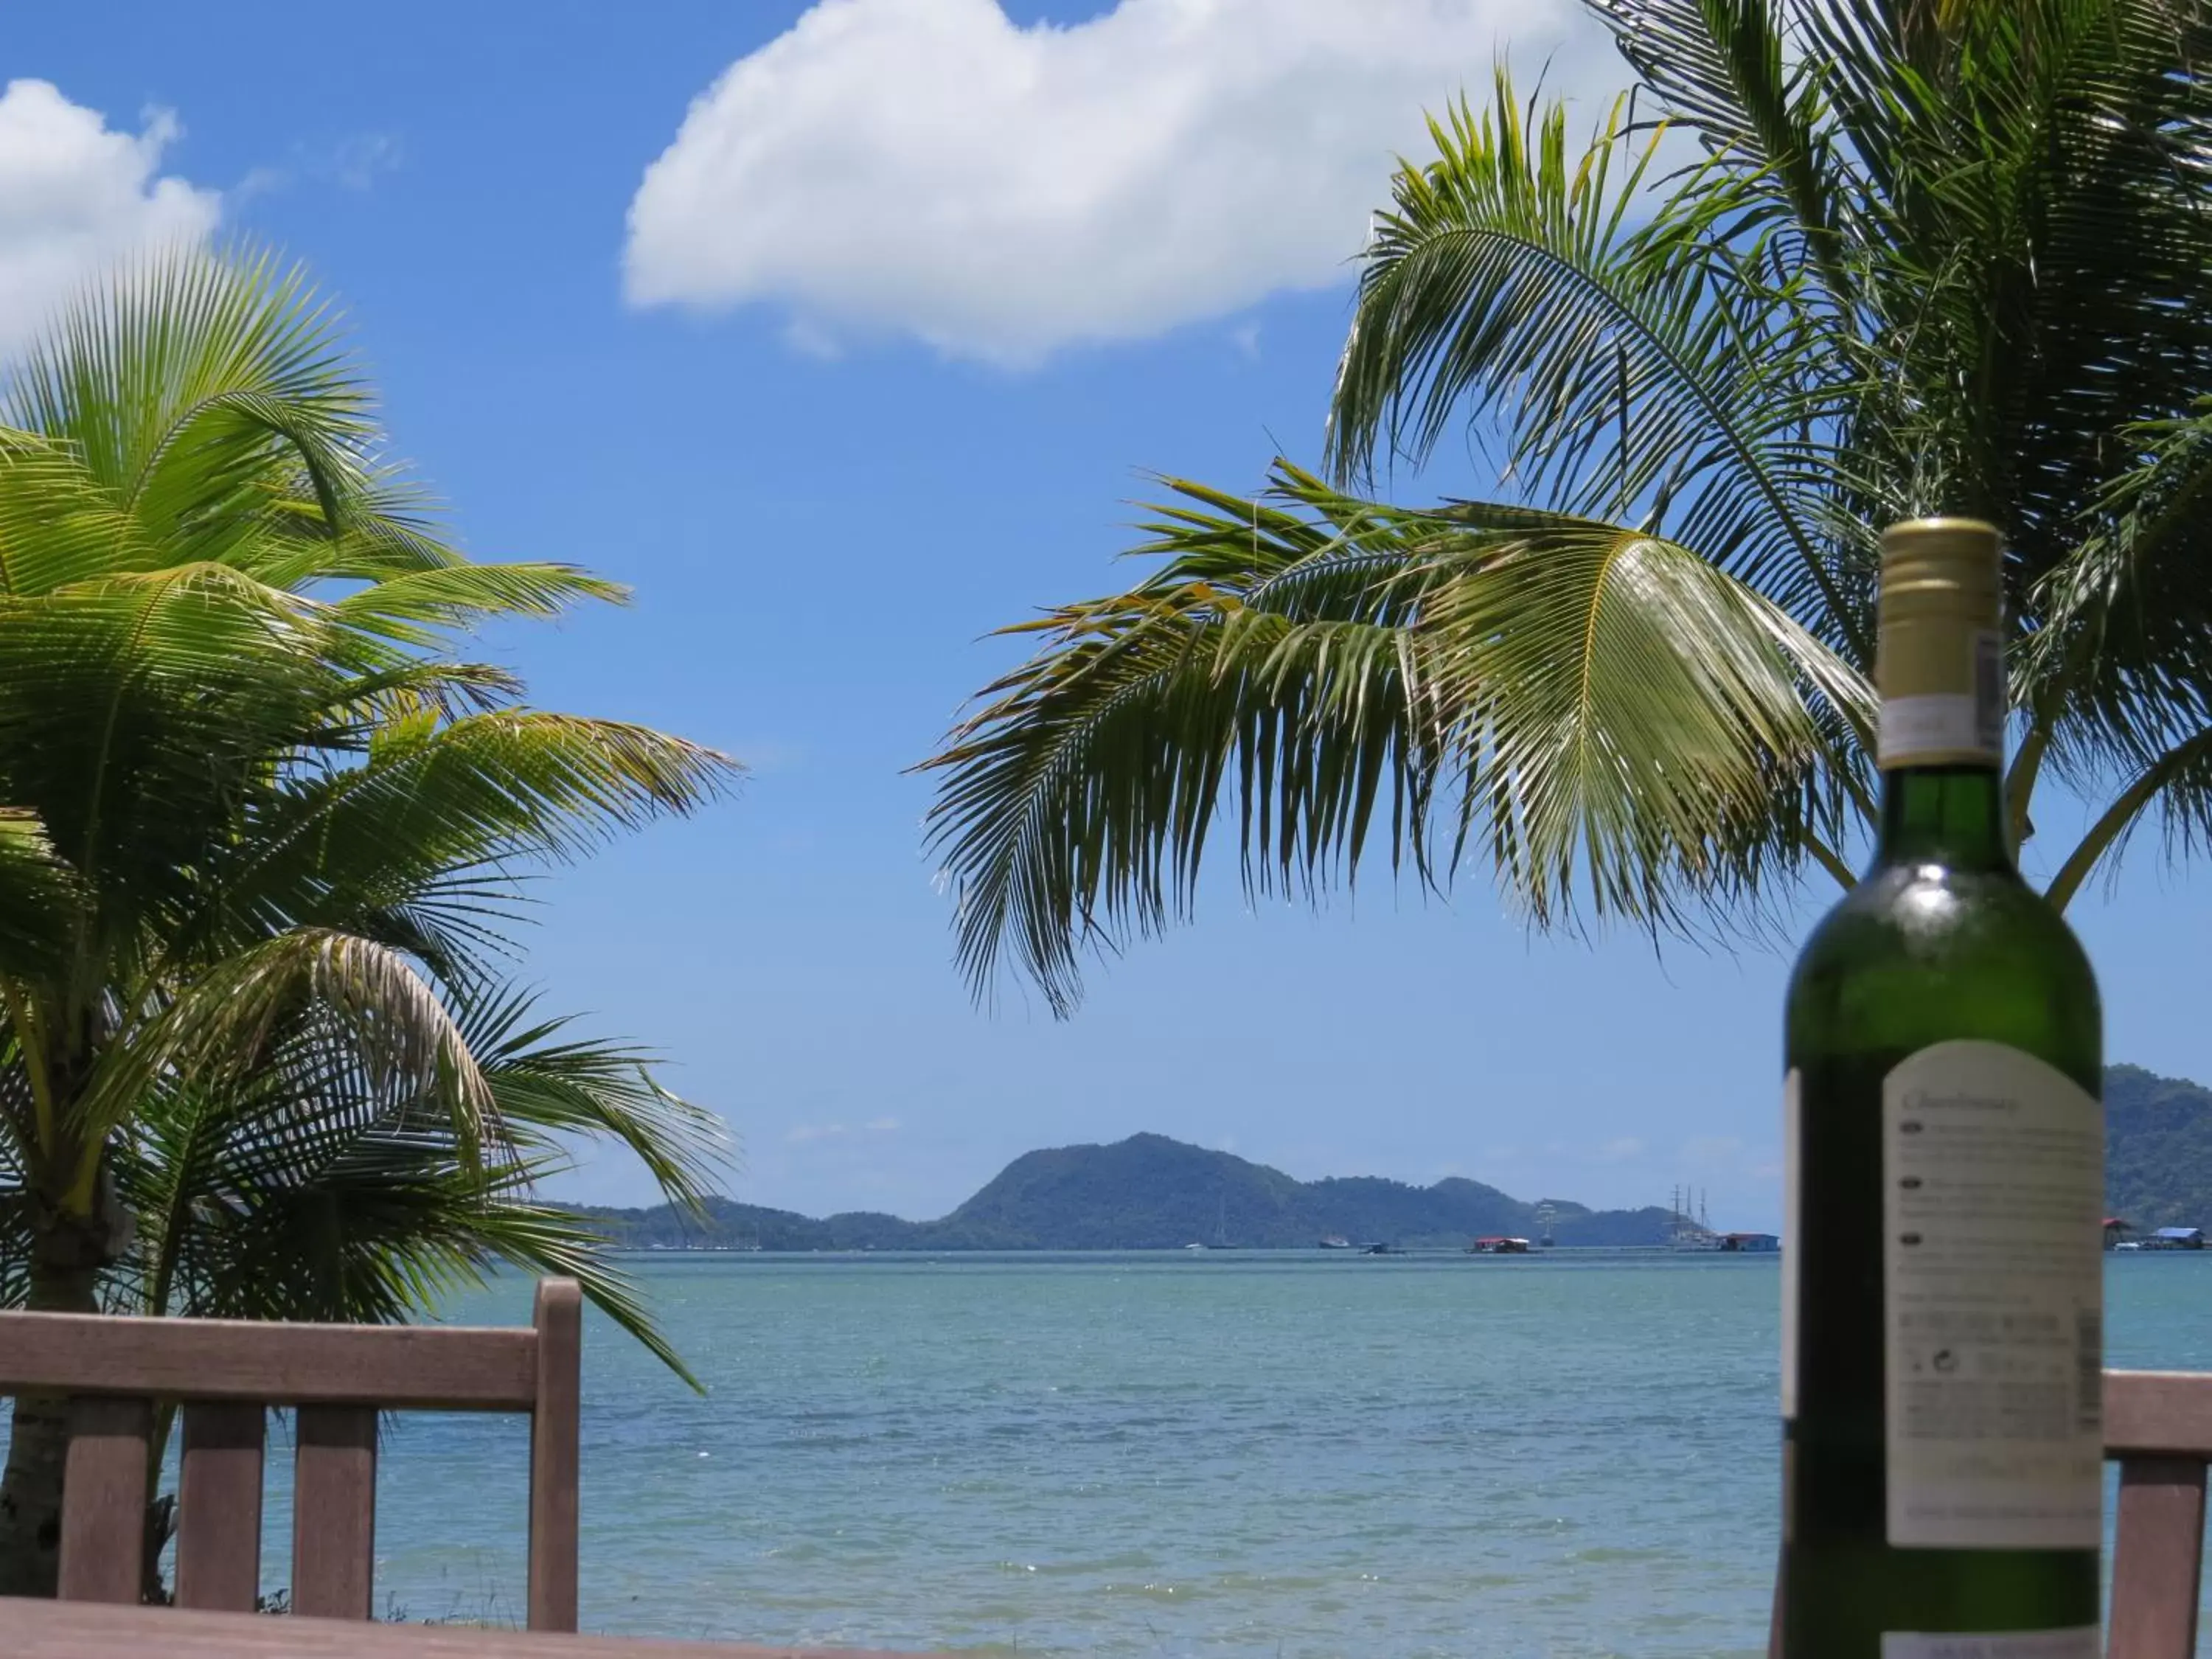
[0,80,220,355]
[624,0,1618,366]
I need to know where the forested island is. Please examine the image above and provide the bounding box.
[577,1132,1675,1251]
[577,1065,2212,1251]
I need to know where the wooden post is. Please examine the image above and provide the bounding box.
[2110,1454,2208,1659]
[56,1397,152,1604]
[528,1278,582,1632]
[175,1402,265,1611]
[291,1405,378,1619]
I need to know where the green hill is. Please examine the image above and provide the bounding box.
[577,1133,1676,1251]
[578,1062,2212,1251]
[2107,1063,2212,1229]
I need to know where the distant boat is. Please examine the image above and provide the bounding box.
[1186,1194,1233,1251]
[1467,1236,1533,1254]
[1317,1235,1354,1250]
[1360,1242,1403,1256]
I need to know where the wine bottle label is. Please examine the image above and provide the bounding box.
[1879,1630,2097,1658]
[1877,628,2003,768]
[1781,1069,1801,1419]
[1883,1041,2103,1549]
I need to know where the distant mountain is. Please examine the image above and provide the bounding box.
[579,1062,2212,1252]
[577,1133,1678,1251]
[2107,1064,2212,1229]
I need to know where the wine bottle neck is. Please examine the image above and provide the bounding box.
[1875,764,2011,870]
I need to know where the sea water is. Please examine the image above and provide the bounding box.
[229,1253,2212,1653]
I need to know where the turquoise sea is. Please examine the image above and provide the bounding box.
[248,1254,2212,1655]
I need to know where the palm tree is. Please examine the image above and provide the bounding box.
[921,0,2212,1015]
[0,249,739,1594]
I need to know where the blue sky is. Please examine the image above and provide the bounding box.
[9,0,2208,1233]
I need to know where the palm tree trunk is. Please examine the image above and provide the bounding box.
[0,1252,100,1596]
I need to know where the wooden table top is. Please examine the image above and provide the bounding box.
[7,1599,943,1659]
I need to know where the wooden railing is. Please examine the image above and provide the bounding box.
[15,1322,2212,1654]
[0,1279,581,1629]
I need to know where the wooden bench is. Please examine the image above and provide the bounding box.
[1770,1368,2212,1658]
[0,1279,582,1630]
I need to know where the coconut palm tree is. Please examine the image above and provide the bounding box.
[921,0,2212,1014]
[0,249,738,1594]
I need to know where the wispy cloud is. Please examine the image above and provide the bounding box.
[785,1116,901,1145]
[330,133,401,191]
[235,131,403,201]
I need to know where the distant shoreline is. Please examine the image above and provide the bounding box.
[579,1067,2212,1251]
[574,1130,1696,1252]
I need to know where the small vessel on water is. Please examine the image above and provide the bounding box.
[1316,1234,1354,1250]
[1360,1242,1404,1256]
[1667,1185,1722,1251]
[1664,1186,1780,1252]
[1187,1194,1234,1250]
[1467,1236,1533,1254]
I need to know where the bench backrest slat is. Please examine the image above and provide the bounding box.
[55,1399,151,1606]
[175,1402,265,1613]
[4,1279,580,1631]
[2107,1370,2212,1458]
[1,1312,537,1409]
[291,1405,378,1620]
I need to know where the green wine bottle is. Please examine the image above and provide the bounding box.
[1778,519,2104,1659]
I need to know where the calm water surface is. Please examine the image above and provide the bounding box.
[261,1253,2212,1655]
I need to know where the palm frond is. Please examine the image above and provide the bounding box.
[920,465,1863,1010]
[0,811,80,982]
[460,985,728,1214]
[0,244,372,532]
[1417,501,1865,927]
[1589,0,1856,285]
[78,930,498,1199]
[117,978,723,1383]
[0,430,150,597]
[177,712,740,967]
[1324,72,1851,637]
[330,563,628,647]
[0,565,338,969]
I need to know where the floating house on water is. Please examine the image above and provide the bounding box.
[1717,1232,1781,1253]
[2150,1226,2206,1251]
